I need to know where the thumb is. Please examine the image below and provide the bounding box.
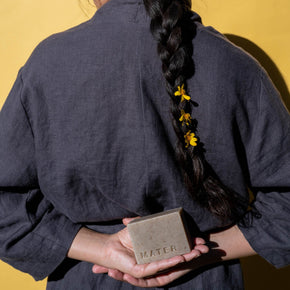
[122,217,140,226]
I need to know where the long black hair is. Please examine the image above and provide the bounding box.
[143,0,250,223]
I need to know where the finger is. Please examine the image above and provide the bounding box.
[194,237,206,245]
[122,217,140,226]
[117,227,134,249]
[132,255,185,278]
[182,249,202,262]
[92,265,109,274]
[123,267,192,288]
[194,244,209,254]
[108,269,125,281]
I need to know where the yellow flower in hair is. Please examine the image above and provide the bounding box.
[174,84,191,102]
[179,110,192,126]
[184,131,198,148]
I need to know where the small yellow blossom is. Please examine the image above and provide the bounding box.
[174,84,191,102]
[184,131,198,148]
[179,110,192,126]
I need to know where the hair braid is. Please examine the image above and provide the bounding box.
[143,0,249,223]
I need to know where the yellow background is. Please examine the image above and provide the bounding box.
[0,0,289,289]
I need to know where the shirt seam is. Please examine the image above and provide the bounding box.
[247,68,263,164]
[17,70,39,228]
[18,70,35,140]
[247,69,290,168]
[138,27,149,200]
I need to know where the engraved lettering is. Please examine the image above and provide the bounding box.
[163,247,170,254]
[140,251,149,259]
[140,245,177,260]
[171,245,177,252]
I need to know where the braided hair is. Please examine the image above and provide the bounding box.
[143,0,249,223]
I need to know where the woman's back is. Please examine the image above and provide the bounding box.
[1,0,290,289]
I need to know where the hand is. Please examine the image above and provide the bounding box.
[91,218,209,287]
[68,220,205,281]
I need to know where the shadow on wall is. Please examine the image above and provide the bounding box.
[225,34,290,290]
[225,34,290,111]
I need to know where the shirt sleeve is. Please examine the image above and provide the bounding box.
[237,68,290,268]
[0,70,82,281]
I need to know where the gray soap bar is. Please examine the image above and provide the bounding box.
[127,208,192,264]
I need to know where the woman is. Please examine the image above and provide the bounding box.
[0,0,289,289]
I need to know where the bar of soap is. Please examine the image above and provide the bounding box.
[127,208,192,264]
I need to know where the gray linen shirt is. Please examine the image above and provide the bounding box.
[0,0,290,289]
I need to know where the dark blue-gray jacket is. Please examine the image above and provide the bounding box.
[1,0,290,289]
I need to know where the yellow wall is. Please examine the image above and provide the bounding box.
[0,0,289,289]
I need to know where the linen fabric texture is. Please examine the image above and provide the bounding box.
[0,0,290,289]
